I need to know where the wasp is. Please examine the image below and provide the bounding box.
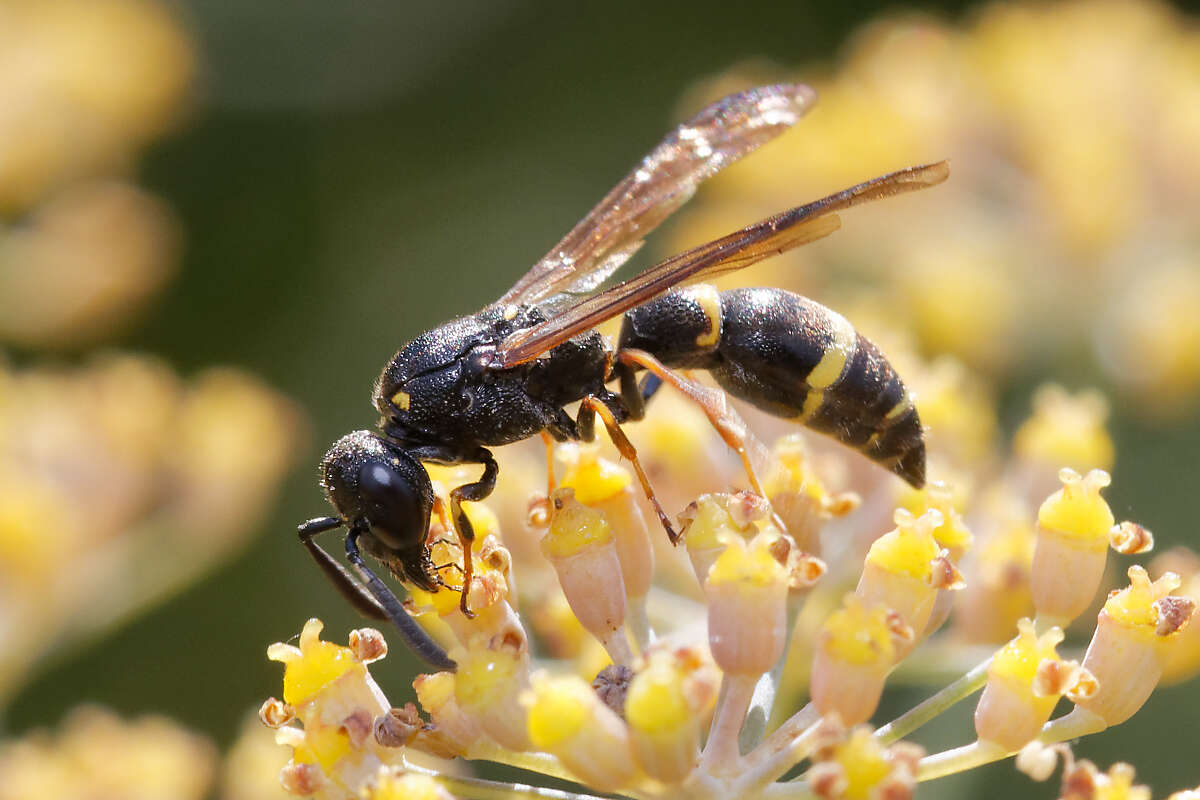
[298,84,948,671]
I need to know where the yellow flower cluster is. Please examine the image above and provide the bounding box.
[672,0,1200,416]
[0,354,301,703]
[260,363,1197,798]
[243,3,1200,797]
[0,0,194,347]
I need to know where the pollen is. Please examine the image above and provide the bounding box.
[706,532,786,587]
[865,508,944,580]
[822,596,898,666]
[990,619,1064,684]
[541,488,613,558]
[267,619,359,707]
[1037,468,1115,544]
[559,446,632,505]
[626,658,692,734]
[525,674,593,748]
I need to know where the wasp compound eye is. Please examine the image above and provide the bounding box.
[320,431,436,588]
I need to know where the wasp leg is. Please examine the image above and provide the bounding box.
[539,430,558,497]
[298,516,389,621]
[618,347,775,503]
[403,446,498,619]
[579,395,678,543]
[441,451,499,620]
[342,527,457,671]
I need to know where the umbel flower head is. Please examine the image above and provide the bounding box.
[256,1,1200,797]
[261,369,1197,798]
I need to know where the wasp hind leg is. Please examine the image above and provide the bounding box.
[617,348,775,504]
[577,395,678,543]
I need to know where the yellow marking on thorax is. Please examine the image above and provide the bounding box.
[692,284,722,348]
[806,310,858,389]
[391,390,411,410]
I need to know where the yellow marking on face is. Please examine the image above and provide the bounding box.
[503,304,519,321]
[795,389,825,422]
[692,284,722,348]
[806,310,857,389]
[391,390,411,410]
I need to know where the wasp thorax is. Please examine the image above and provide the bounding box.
[319,430,435,585]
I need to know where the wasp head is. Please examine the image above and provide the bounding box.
[320,430,437,591]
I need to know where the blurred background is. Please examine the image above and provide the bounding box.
[1,0,1197,797]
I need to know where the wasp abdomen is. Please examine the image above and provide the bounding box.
[619,286,925,487]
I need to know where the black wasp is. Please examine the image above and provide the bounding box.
[298,84,948,671]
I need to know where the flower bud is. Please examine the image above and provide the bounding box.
[705,532,789,676]
[560,445,654,602]
[763,434,858,554]
[1031,468,1115,625]
[1153,548,1200,684]
[679,493,758,585]
[857,509,959,647]
[625,653,708,783]
[369,769,456,800]
[542,488,631,663]
[413,672,483,755]
[525,673,637,791]
[974,619,1093,750]
[455,638,531,751]
[1013,385,1114,493]
[809,727,922,800]
[810,595,910,725]
[1075,566,1195,726]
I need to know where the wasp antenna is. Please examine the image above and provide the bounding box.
[345,528,457,672]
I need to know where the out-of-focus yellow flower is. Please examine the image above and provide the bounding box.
[0,0,194,213]
[0,0,194,347]
[673,0,1200,416]
[0,706,216,800]
[0,181,179,347]
[0,354,301,702]
[222,715,293,800]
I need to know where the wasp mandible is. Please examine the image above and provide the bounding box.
[298,84,948,671]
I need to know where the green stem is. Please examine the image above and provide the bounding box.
[739,594,804,753]
[874,655,992,745]
[405,761,614,800]
[464,743,577,784]
[700,673,758,773]
[916,707,1108,782]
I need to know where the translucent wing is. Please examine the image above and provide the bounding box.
[495,84,818,310]
[495,161,950,368]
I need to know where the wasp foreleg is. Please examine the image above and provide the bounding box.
[447,450,499,619]
[344,526,458,671]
